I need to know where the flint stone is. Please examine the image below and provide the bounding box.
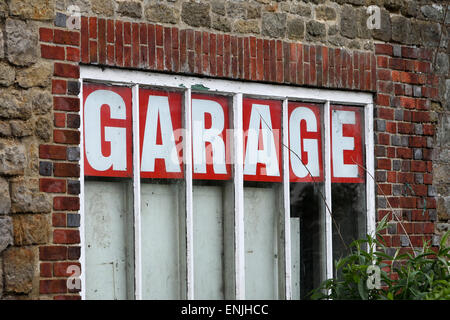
[6,19,38,66]
[0,216,13,252]
[0,140,26,176]
[0,88,32,120]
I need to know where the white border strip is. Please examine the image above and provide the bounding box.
[233,93,245,300]
[132,84,142,299]
[79,79,86,300]
[80,66,373,105]
[324,101,333,281]
[184,88,194,299]
[282,98,292,300]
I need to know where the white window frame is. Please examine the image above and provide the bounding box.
[78,65,375,300]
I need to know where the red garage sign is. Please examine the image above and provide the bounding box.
[83,84,365,183]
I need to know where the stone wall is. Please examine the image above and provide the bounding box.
[0,0,448,300]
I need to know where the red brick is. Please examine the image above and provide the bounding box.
[41,44,65,60]
[415,61,431,73]
[400,97,416,109]
[89,17,97,39]
[39,28,53,42]
[115,21,124,67]
[412,184,427,196]
[40,280,67,294]
[54,97,80,112]
[378,184,392,195]
[378,107,394,120]
[90,40,98,63]
[53,262,81,277]
[422,124,435,136]
[107,19,115,43]
[396,147,412,159]
[52,79,67,95]
[98,18,107,64]
[391,70,401,82]
[40,178,66,193]
[376,94,390,106]
[398,172,414,183]
[66,47,80,62]
[54,63,80,79]
[411,161,427,172]
[401,47,418,59]
[53,230,80,245]
[54,29,80,46]
[377,133,390,145]
[386,122,396,133]
[412,111,431,123]
[389,58,405,70]
[377,158,391,170]
[40,262,53,277]
[52,213,66,227]
[409,136,426,148]
[375,44,393,56]
[377,69,392,81]
[132,23,140,68]
[53,129,80,144]
[378,81,393,94]
[397,123,414,134]
[54,163,80,177]
[81,17,89,63]
[39,246,67,261]
[39,145,67,160]
[53,197,80,211]
[54,113,66,128]
[377,56,388,68]
[386,147,395,158]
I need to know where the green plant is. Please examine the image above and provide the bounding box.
[310,217,450,300]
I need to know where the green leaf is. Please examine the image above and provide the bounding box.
[358,279,368,300]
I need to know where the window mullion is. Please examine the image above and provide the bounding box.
[233,93,245,300]
[324,101,333,281]
[282,98,291,300]
[184,88,194,300]
[365,103,376,245]
[132,84,142,300]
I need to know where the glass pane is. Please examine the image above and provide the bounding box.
[139,87,186,299]
[141,181,184,299]
[85,180,134,300]
[244,184,280,300]
[331,183,367,267]
[193,184,225,299]
[290,182,326,300]
[330,105,366,273]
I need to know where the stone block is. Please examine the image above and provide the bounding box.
[0,140,27,176]
[13,214,50,245]
[3,246,36,294]
[10,178,52,213]
[5,19,38,66]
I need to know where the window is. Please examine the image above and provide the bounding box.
[79,66,375,300]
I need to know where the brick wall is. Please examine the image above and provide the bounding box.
[0,0,448,300]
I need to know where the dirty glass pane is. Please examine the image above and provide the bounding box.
[290,182,326,300]
[141,180,185,299]
[330,105,366,274]
[331,183,367,271]
[85,179,135,300]
[244,183,281,300]
[193,182,232,300]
